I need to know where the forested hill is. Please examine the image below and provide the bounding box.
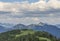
[0,29,60,41]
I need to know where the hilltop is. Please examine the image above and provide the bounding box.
[0,29,60,41]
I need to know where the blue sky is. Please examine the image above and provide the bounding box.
[0,0,39,3]
[0,0,23,2]
[0,0,60,25]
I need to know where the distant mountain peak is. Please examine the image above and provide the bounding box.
[28,22,45,26]
[38,22,45,26]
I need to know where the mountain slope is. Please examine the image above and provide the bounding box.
[56,24,60,28]
[13,22,60,38]
[0,26,7,32]
[0,29,59,41]
[0,22,60,38]
[13,24,27,29]
[28,23,60,38]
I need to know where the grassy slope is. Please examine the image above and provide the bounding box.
[15,30,51,41]
[39,37,51,41]
[15,30,34,37]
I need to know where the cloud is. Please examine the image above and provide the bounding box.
[48,0,60,9]
[40,17,60,24]
[0,0,60,16]
[0,17,60,25]
[0,17,40,24]
[0,0,60,24]
[0,0,60,12]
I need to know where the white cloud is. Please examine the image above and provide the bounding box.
[0,17,60,25]
[48,13,55,17]
[0,17,40,25]
[0,0,60,12]
[38,17,60,24]
[48,0,60,9]
[0,0,60,24]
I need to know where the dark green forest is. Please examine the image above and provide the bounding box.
[0,29,60,41]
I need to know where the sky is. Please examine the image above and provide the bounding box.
[0,0,60,25]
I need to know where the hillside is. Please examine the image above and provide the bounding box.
[13,22,60,38]
[0,29,59,41]
[0,22,60,38]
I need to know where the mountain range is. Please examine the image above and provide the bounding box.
[56,24,60,28]
[0,22,60,38]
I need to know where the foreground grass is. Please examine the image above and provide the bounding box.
[39,37,51,41]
